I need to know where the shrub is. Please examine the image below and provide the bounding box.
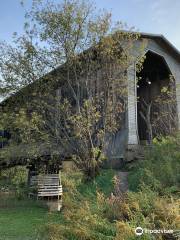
[115,222,134,240]
[149,197,180,229]
[0,166,28,198]
[128,134,180,195]
[102,185,179,239]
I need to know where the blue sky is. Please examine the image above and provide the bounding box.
[0,0,180,50]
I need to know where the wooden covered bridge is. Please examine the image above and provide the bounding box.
[1,32,180,208]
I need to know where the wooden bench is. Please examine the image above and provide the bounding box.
[28,172,63,211]
[37,174,62,198]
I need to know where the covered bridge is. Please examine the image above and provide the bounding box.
[0,32,180,169]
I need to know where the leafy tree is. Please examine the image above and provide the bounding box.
[152,75,178,137]
[0,0,141,179]
[137,75,177,144]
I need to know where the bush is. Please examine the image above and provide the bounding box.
[104,186,179,239]
[0,166,28,198]
[150,197,180,229]
[128,134,180,195]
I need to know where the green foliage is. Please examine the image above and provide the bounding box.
[0,109,46,145]
[0,135,7,143]
[38,169,117,240]
[78,169,115,198]
[128,134,180,195]
[0,166,28,199]
[152,75,177,137]
[0,166,179,240]
[37,167,179,240]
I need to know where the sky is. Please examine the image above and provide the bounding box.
[0,0,180,51]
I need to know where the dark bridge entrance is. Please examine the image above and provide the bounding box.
[136,51,177,143]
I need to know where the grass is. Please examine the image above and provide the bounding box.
[0,169,115,240]
[0,195,64,240]
[78,169,115,198]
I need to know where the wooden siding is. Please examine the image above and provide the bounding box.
[127,64,138,145]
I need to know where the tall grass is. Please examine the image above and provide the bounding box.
[38,164,180,240]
